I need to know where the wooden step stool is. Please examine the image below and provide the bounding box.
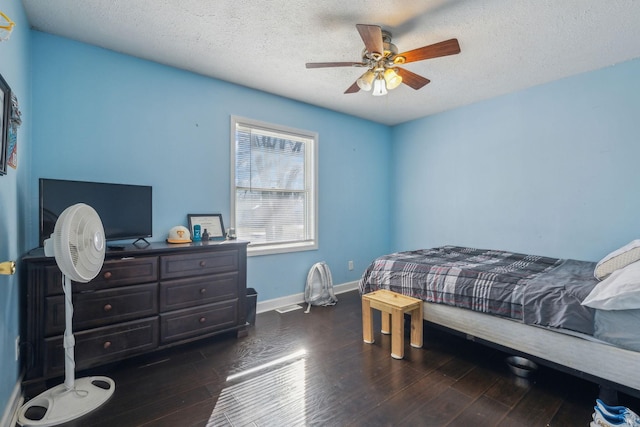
[361,289,423,359]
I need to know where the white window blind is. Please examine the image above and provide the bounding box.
[231,116,317,255]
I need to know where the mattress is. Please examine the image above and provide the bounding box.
[594,308,640,352]
[359,246,598,335]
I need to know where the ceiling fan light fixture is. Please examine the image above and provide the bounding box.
[372,76,387,96]
[356,70,375,91]
[383,68,402,90]
[306,24,461,96]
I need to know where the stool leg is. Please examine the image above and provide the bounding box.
[381,312,391,335]
[391,307,404,359]
[362,298,374,344]
[410,305,423,348]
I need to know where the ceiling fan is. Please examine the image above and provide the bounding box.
[305,24,460,96]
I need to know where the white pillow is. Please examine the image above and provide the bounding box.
[594,239,640,280]
[582,260,640,310]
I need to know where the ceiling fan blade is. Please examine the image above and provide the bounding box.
[306,62,365,69]
[395,67,431,90]
[344,81,360,94]
[356,24,383,56]
[395,39,460,64]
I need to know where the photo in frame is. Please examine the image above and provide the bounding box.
[0,72,10,175]
[188,214,226,240]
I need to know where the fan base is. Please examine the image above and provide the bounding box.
[17,376,115,426]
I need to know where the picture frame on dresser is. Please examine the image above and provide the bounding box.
[0,72,11,175]
[188,213,226,240]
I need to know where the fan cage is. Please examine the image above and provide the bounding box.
[52,203,105,283]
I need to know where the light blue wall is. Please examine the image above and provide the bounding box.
[0,0,31,416]
[392,58,640,261]
[30,32,392,301]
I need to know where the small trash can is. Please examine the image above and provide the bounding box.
[246,288,257,325]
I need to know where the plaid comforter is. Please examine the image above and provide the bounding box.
[358,246,564,321]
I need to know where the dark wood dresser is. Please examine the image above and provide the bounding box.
[21,240,248,389]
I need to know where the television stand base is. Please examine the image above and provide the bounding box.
[132,238,151,248]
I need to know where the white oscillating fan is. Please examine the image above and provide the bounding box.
[18,203,115,426]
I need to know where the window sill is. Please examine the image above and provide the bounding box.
[247,241,318,257]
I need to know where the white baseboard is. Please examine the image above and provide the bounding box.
[256,280,359,314]
[1,378,23,427]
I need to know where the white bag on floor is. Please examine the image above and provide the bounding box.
[304,261,337,313]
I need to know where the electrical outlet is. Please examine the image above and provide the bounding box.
[348,260,354,271]
[15,335,19,361]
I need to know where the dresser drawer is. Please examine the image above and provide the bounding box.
[159,272,238,311]
[43,265,65,296]
[45,257,158,295]
[44,317,159,376]
[90,257,158,288]
[160,301,237,343]
[45,283,158,336]
[160,249,238,280]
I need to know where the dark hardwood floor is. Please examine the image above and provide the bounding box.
[20,290,640,426]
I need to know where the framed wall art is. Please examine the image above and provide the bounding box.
[0,72,10,175]
[188,214,226,240]
[7,93,20,169]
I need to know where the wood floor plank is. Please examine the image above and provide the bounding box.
[551,398,596,427]
[448,395,511,427]
[484,374,531,407]
[498,386,563,426]
[86,385,214,427]
[140,399,219,427]
[451,364,500,399]
[434,353,477,380]
[353,370,456,426]
[401,387,473,425]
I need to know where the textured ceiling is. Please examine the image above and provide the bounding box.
[21,0,640,125]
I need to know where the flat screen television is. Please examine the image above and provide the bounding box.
[39,178,152,247]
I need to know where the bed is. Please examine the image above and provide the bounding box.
[358,245,640,397]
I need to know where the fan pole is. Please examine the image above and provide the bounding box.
[62,274,76,390]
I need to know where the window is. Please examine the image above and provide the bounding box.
[231,116,318,255]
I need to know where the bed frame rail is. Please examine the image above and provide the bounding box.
[423,301,640,396]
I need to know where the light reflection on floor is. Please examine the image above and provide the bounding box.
[207,349,307,425]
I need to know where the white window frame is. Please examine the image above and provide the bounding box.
[230,115,318,256]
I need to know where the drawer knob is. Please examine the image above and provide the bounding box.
[200,288,206,295]
[199,261,206,268]
[103,271,112,280]
[104,303,113,312]
[199,317,206,324]
[103,341,112,350]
